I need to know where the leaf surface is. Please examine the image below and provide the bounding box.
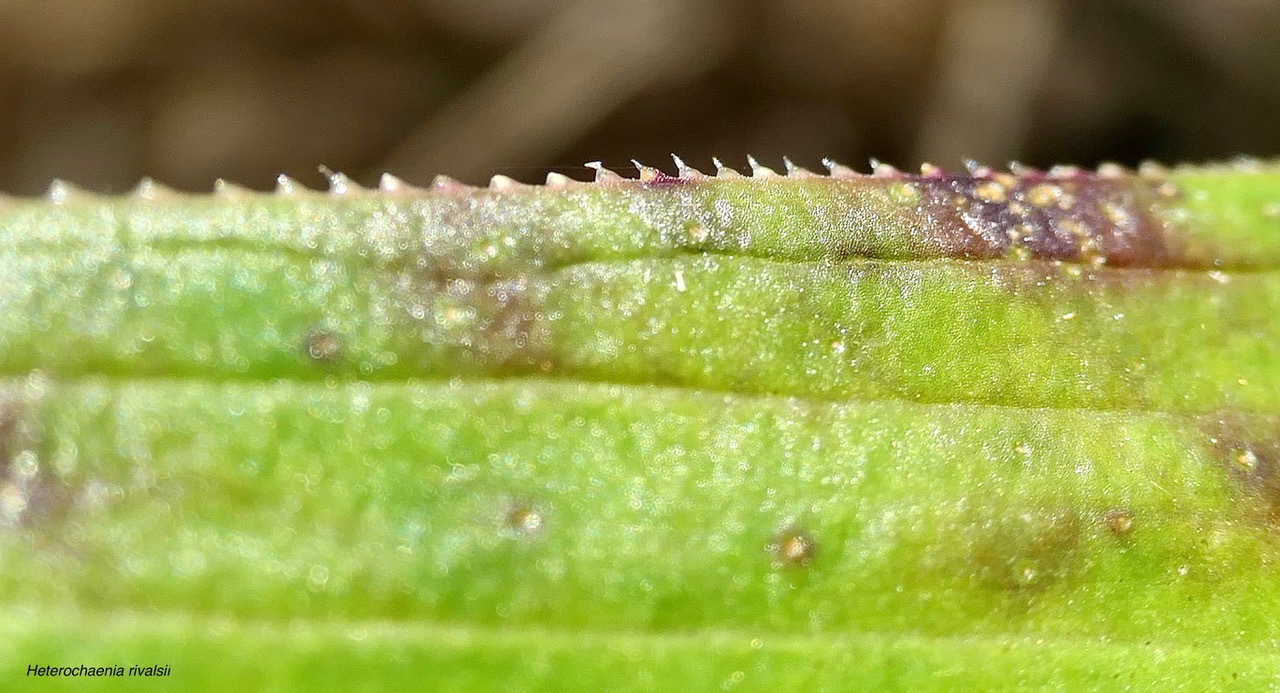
[4,162,1280,690]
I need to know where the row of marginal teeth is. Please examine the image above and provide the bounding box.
[288,157,1129,195]
[471,157,1171,190]
[26,156,1278,204]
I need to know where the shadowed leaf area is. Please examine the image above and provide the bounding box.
[3,161,1280,691]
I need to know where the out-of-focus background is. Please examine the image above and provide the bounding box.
[0,0,1277,193]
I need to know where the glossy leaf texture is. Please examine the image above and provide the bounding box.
[3,160,1280,691]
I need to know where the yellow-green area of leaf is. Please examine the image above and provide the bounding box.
[3,160,1280,690]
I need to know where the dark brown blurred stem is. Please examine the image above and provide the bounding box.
[377,0,728,183]
[1125,0,1280,106]
[914,0,1062,167]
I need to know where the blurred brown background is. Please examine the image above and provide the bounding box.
[0,0,1277,194]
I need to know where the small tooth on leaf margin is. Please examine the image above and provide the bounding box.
[783,158,817,178]
[1231,156,1265,173]
[133,177,174,201]
[966,160,996,178]
[671,154,704,179]
[214,179,252,198]
[822,158,857,178]
[489,174,519,191]
[1138,160,1169,179]
[275,174,300,196]
[47,179,81,204]
[379,173,407,193]
[1097,162,1127,179]
[712,158,743,178]
[747,155,779,178]
[545,172,572,187]
[1009,161,1037,176]
[431,174,463,191]
[320,167,357,195]
[1048,164,1083,179]
[869,158,901,177]
[585,161,621,182]
[632,159,661,183]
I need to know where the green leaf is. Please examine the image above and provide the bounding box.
[4,161,1280,690]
